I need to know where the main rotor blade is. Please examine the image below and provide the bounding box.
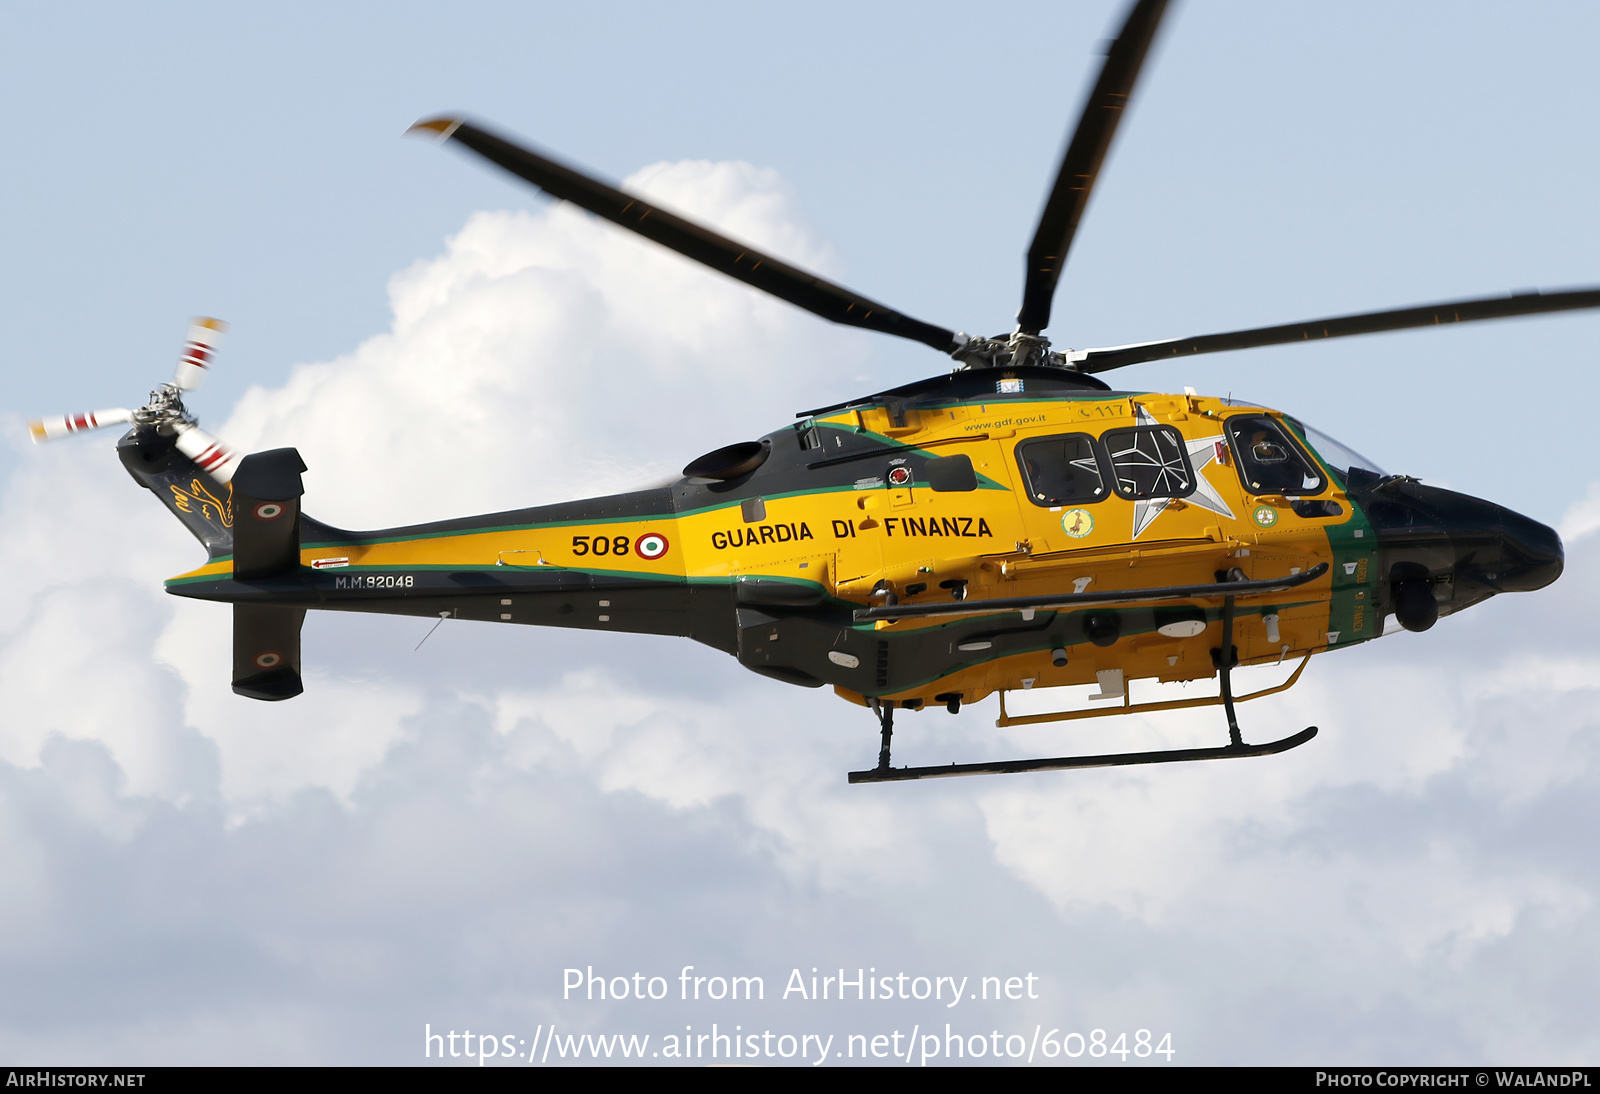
[1068,286,1600,373]
[1016,0,1170,336]
[408,117,960,354]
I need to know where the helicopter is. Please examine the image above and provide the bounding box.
[30,0,1587,784]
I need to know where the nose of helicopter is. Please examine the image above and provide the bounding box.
[1348,471,1563,628]
[1480,504,1565,592]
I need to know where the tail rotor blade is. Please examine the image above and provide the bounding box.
[173,317,228,391]
[29,408,135,443]
[173,422,241,483]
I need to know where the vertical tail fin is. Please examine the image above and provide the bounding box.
[233,604,305,700]
[119,432,313,701]
[231,448,308,578]
[229,449,310,701]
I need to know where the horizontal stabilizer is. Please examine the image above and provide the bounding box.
[233,603,305,701]
[232,448,308,580]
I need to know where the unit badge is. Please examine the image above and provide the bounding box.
[1061,509,1095,538]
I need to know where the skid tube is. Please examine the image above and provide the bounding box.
[847,727,1318,783]
[848,587,1319,784]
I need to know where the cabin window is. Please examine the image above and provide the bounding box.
[1226,416,1326,495]
[1101,426,1195,500]
[926,453,978,492]
[1015,434,1107,506]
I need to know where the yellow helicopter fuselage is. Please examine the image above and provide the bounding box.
[162,384,1388,716]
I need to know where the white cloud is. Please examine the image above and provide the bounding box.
[221,160,864,529]
[1558,481,1600,543]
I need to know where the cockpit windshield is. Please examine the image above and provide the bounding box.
[1291,419,1388,482]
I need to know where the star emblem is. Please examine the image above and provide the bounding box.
[1128,407,1237,539]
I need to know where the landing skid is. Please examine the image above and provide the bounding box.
[848,727,1317,783]
[849,585,1319,784]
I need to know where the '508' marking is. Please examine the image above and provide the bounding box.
[572,535,631,557]
[572,533,671,561]
[334,574,415,589]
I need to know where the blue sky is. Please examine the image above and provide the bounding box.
[2,0,1598,1065]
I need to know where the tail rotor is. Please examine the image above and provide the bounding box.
[29,317,240,482]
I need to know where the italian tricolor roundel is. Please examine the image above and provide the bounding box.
[635,532,669,560]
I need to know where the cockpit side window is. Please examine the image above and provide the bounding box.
[1101,426,1196,501]
[1226,415,1327,495]
[1015,433,1108,507]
